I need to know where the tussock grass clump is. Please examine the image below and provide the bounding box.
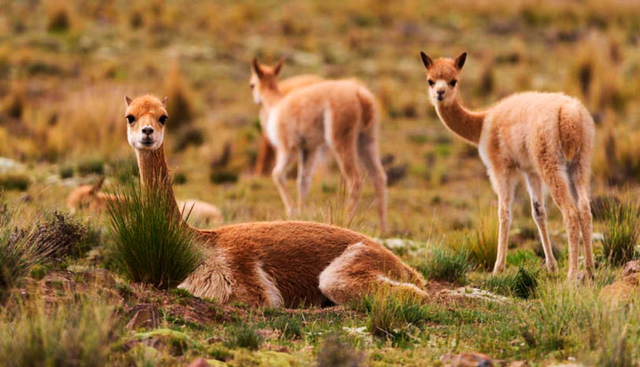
[357,286,429,343]
[418,245,471,283]
[0,173,31,191]
[598,195,640,266]
[77,158,105,176]
[105,179,203,289]
[0,295,118,367]
[224,324,262,350]
[470,204,499,271]
[482,267,540,299]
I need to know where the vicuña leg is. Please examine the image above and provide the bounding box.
[570,159,594,277]
[357,132,388,232]
[489,168,517,274]
[524,173,558,272]
[318,242,428,304]
[333,144,363,222]
[297,148,319,211]
[272,148,297,217]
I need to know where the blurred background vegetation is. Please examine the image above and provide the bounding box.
[0,0,639,236]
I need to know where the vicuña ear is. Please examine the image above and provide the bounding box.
[420,51,433,69]
[455,52,467,70]
[161,96,168,107]
[90,177,105,195]
[251,58,264,78]
[274,58,285,76]
[124,96,132,107]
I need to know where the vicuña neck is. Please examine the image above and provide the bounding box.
[261,88,283,112]
[135,144,183,223]
[435,97,487,145]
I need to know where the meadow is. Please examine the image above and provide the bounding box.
[1,0,640,365]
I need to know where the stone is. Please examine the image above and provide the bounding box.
[440,353,495,367]
[126,304,160,331]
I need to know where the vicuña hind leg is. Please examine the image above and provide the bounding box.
[297,148,319,211]
[273,148,297,217]
[333,145,363,223]
[488,168,517,274]
[570,159,594,277]
[357,132,388,232]
[524,173,558,272]
[319,242,428,305]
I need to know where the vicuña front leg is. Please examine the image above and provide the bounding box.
[296,148,319,212]
[272,148,297,218]
[524,173,558,272]
[490,169,516,274]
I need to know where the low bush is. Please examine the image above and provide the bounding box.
[0,173,31,191]
[77,158,105,176]
[105,180,203,289]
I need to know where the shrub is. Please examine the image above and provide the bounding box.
[59,165,74,179]
[210,170,239,185]
[77,158,105,176]
[46,2,71,33]
[418,245,471,283]
[33,211,87,260]
[105,179,203,289]
[174,126,204,152]
[0,173,31,191]
[316,334,363,367]
[599,196,640,266]
[357,286,429,343]
[164,63,195,131]
[224,324,262,350]
[0,294,118,366]
[173,172,187,185]
[272,315,303,340]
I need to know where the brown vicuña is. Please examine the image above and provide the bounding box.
[255,74,326,176]
[420,52,595,280]
[250,59,388,232]
[123,94,426,307]
[67,178,223,226]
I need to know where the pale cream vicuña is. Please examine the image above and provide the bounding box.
[420,52,595,279]
[250,59,388,232]
[122,94,426,307]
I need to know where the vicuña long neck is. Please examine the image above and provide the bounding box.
[135,144,183,225]
[435,98,487,145]
[261,88,283,112]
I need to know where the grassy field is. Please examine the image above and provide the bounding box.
[1,0,640,365]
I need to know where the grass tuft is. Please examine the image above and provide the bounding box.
[272,315,303,340]
[164,63,195,131]
[598,195,640,266]
[418,244,471,283]
[105,178,203,289]
[316,334,363,367]
[224,324,262,350]
[0,173,31,191]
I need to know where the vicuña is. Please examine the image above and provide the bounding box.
[250,59,388,232]
[420,51,595,280]
[123,94,426,307]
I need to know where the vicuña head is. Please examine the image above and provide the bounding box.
[250,58,284,106]
[420,51,466,106]
[124,95,169,151]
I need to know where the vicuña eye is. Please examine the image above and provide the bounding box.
[250,84,255,90]
[126,115,135,124]
[159,115,168,125]
[428,79,435,86]
[450,80,457,87]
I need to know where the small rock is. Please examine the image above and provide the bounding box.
[126,304,160,331]
[440,352,496,367]
[623,260,640,277]
[188,358,210,367]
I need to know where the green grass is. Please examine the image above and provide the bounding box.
[105,179,203,289]
[0,173,31,191]
[418,244,471,283]
[599,195,640,266]
[272,315,303,340]
[77,158,105,176]
[224,324,263,350]
[0,294,118,367]
[480,266,540,299]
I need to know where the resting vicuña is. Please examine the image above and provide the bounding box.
[250,59,388,232]
[123,94,426,307]
[420,51,595,280]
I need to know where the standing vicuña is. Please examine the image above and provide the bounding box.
[420,52,595,280]
[250,59,388,232]
[123,94,425,307]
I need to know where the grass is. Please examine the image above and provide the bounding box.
[0,173,31,191]
[0,294,118,367]
[480,266,540,299]
[418,244,471,283]
[224,324,263,350]
[272,315,303,340]
[598,195,640,266]
[105,178,203,289]
[356,285,430,345]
